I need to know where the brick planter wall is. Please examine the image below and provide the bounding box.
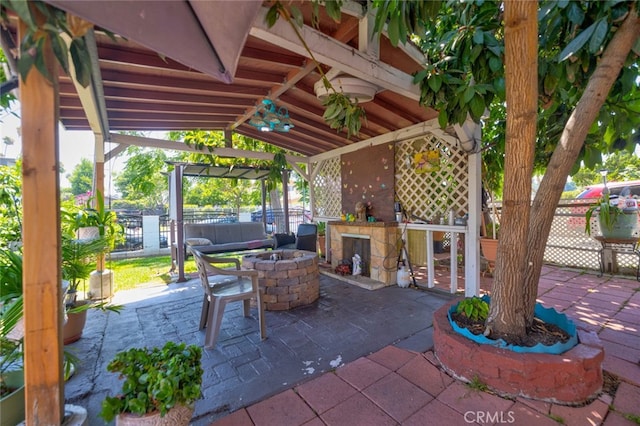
[243,250,320,311]
[433,301,604,405]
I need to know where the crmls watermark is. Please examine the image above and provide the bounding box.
[464,411,516,424]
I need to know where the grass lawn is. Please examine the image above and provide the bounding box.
[106,255,197,292]
[105,254,243,293]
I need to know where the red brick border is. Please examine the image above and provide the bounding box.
[433,301,604,405]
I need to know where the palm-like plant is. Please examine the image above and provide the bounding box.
[61,234,107,304]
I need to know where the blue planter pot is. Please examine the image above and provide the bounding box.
[448,295,578,354]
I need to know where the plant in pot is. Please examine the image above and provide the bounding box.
[0,248,25,426]
[479,221,500,264]
[584,191,639,239]
[63,191,121,300]
[99,341,203,425]
[60,233,108,344]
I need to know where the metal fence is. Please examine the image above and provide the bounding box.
[113,203,639,277]
[115,209,312,253]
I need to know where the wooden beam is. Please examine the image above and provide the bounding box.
[19,20,64,424]
[309,119,451,162]
[251,8,421,101]
[61,29,110,137]
[109,133,309,167]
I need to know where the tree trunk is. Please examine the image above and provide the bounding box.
[485,0,538,340]
[522,7,640,326]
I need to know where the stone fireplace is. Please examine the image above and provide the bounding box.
[328,221,398,287]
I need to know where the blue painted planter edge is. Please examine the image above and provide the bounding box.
[447,295,578,354]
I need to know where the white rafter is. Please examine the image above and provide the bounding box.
[250,8,421,101]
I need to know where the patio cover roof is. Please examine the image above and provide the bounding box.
[167,162,272,180]
[34,0,438,158]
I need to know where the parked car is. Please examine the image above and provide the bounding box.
[569,180,640,231]
[576,179,640,199]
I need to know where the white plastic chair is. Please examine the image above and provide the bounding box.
[191,249,266,349]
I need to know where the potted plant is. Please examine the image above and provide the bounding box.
[584,192,639,239]
[480,221,500,264]
[0,248,25,426]
[100,341,203,425]
[61,233,107,344]
[63,191,120,300]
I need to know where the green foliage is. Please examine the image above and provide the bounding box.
[0,48,17,110]
[380,0,640,188]
[321,92,365,138]
[0,246,23,379]
[114,146,169,209]
[1,1,93,87]
[66,158,94,196]
[456,296,489,322]
[61,190,120,250]
[100,341,203,421]
[60,235,106,293]
[483,222,499,239]
[316,221,326,236]
[267,1,366,138]
[0,163,22,248]
[0,248,22,303]
[466,375,488,392]
[0,294,23,377]
[573,151,640,188]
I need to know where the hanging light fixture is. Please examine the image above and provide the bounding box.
[248,99,294,132]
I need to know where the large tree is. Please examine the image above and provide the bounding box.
[114,146,169,209]
[371,0,640,339]
[66,158,93,196]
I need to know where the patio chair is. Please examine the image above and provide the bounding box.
[274,223,318,252]
[191,248,266,349]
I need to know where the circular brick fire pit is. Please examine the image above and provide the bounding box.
[242,250,320,311]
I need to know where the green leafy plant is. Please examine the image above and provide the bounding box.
[483,221,500,239]
[316,221,326,236]
[456,296,489,322]
[584,192,623,236]
[265,1,365,138]
[466,375,488,392]
[100,341,203,421]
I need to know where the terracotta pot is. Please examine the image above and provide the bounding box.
[63,304,88,345]
[116,404,193,426]
[479,237,498,263]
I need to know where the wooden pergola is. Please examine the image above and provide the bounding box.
[5,1,482,423]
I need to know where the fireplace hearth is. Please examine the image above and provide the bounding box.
[328,221,398,288]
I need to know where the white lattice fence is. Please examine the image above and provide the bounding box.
[395,134,469,221]
[312,157,341,217]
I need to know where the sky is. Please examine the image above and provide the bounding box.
[1,103,127,190]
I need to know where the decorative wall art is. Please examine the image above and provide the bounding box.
[413,150,440,173]
[341,144,395,222]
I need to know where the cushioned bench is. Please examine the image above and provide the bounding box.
[184,222,274,255]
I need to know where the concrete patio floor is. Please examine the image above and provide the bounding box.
[64,264,640,425]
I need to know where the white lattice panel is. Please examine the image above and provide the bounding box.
[395,135,469,221]
[312,157,341,217]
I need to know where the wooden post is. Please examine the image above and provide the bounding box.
[282,169,290,234]
[94,133,105,271]
[19,20,64,424]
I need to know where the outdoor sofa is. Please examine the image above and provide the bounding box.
[184,222,274,256]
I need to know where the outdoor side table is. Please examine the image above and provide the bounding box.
[594,236,640,281]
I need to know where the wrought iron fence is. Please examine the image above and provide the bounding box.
[113,203,639,277]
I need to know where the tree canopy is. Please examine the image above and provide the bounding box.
[66,158,93,196]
